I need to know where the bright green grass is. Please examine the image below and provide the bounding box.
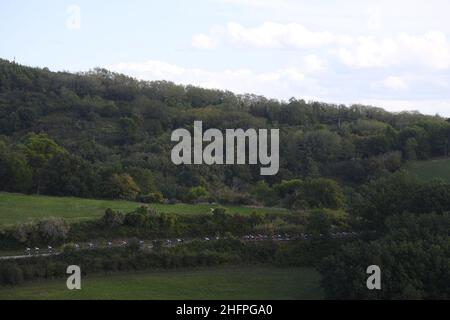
[407,158,450,183]
[0,266,323,300]
[0,193,287,226]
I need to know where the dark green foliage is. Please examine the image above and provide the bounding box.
[0,141,32,193]
[306,210,332,237]
[269,178,346,210]
[319,213,450,300]
[0,263,24,285]
[2,59,450,299]
[104,173,141,200]
[298,178,346,209]
[40,153,98,197]
[1,59,449,205]
[354,171,450,228]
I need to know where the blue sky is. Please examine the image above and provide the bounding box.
[2,0,450,116]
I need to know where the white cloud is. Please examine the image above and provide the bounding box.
[381,76,408,91]
[225,22,345,48]
[193,22,450,70]
[337,37,398,68]
[303,54,327,73]
[339,31,450,69]
[216,0,294,9]
[192,34,217,49]
[193,22,352,50]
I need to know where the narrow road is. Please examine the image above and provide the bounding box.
[0,253,60,261]
[0,234,304,261]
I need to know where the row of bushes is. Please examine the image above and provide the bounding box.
[1,206,341,249]
[0,239,339,286]
[0,217,70,250]
[67,207,304,243]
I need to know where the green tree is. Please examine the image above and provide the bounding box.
[40,153,97,197]
[319,213,450,299]
[106,173,141,200]
[118,117,139,144]
[302,130,342,163]
[252,181,277,206]
[128,167,157,195]
[404,137,419,160]
[296,178,346,210]
[21,133,66,194]
[187,186,210,203]
[0,143,32,193]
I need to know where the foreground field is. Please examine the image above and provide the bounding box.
[0,193,287,226]
[407,158,450,183]
[0,266,323,300]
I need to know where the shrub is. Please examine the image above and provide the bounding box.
[0,263,24,285]
[106,173,141,200]
[101,208,125,228]
[186,186,209,203]
[140,192,164,204]
[37,217,70,244]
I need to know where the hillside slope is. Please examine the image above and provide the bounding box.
[1,58,450,205]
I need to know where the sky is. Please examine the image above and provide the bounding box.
[2,0,450,116]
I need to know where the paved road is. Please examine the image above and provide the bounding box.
[0,235,304,261]
[0,253,60,261]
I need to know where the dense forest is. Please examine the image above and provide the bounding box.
[0,59,449,299]
[1,58,450,206]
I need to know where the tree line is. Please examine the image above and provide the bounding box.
[1,59,450,205]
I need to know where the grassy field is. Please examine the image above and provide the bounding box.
[0,193,287,226]
[0,266,323,300]
[407,158,450,183]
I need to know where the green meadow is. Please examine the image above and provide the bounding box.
[0,192,287,226]
[0,266,323,300]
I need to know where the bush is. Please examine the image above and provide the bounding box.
[105,173,141,200]
[140,192,164,204]
[319,213,450,299]
[101,208,125,228]
[0,263,24,285]
[296,178,346,210]
[127,237,141,252]
[124,206,158,228]
[186,186,209,203]
[37,218,70,244]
